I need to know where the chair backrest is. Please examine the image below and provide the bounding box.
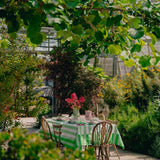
[52,124,62,148]
[106,119,118,125]
[92,121,112,146]
[41,116,53,140]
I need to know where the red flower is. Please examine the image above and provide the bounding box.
[79,96,85,103]
[71,93,78,100]
[4,108,9,113]
[65,93,85,109]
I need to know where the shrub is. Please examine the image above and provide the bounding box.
[111,102,160,158]
[103,77,125,108]
[149,135,160,158]
[28,97,52,128]
[103,68,160,111]
[0,110,20,131]
[0,128,95,160]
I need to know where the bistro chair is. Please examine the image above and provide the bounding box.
[106,119,120,160]
[41,116,53,141]
[92,121,112,160]
[52,123,64,151]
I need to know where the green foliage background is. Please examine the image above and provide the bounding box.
[110,101,160,158]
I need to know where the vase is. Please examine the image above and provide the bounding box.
[73,108,80,119]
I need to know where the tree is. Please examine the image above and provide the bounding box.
[46,45,102,114]
[0,19,45,130]
[0,0,160,68]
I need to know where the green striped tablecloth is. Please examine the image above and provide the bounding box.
[40,118,124,150]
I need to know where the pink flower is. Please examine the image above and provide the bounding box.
[71,93,78,100]
[65,93,85,109]
[79,96,85,103]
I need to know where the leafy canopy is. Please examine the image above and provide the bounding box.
[0,0,160,67]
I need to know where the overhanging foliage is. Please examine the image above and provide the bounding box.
[0,0,160,67]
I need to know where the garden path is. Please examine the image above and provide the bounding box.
[19,117,159,160]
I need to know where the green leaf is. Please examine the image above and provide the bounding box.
[27,25,41,37]
[86,15,95,23]
[146,32,157,44]
[120,0,136,4]
[19,9,31,26]
[150,57,160,65]
[7,15,20,33]
[104,31,108,39]
[128,28,144,39]
[93,14,101,25]
[131,44,141,53]
[41,32,47,41]
[66,0,79,9]
[139,55,151,68]
[153,27,160,39]
[84,59,89,66]
[30,32,43,44]
[108,44,121,55]
[85,29,94,37]
[124,59,135,67]
[120,56,125,61]
[129,18,141,28]
[106,15,122,27]
[57,31,64,38]
[106,17,114,27]
[80,0,89,4]
[29,14,41,25]
[155,56,160,65]
[73,10,82,17]
[43,4,56,12]
[114,15,123,26]
[58,31,74,43]
[53,23,62,31]
[95,31,103,41]
[71,24,83,35]
[71,35,80,47]
[59,21,67,30]
[149,43,156,52]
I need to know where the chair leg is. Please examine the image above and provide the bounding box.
[100,147,105,160]
[107,145,110,156]
[113,144,120,160]
[101,146,109,160]
[98,147,101,160]
[105,146,110,160]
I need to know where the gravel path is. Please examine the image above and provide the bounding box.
[19,117,159,160]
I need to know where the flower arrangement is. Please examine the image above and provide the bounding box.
[65,93,85,109]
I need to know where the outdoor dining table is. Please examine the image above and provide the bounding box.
[40,116,125,150]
